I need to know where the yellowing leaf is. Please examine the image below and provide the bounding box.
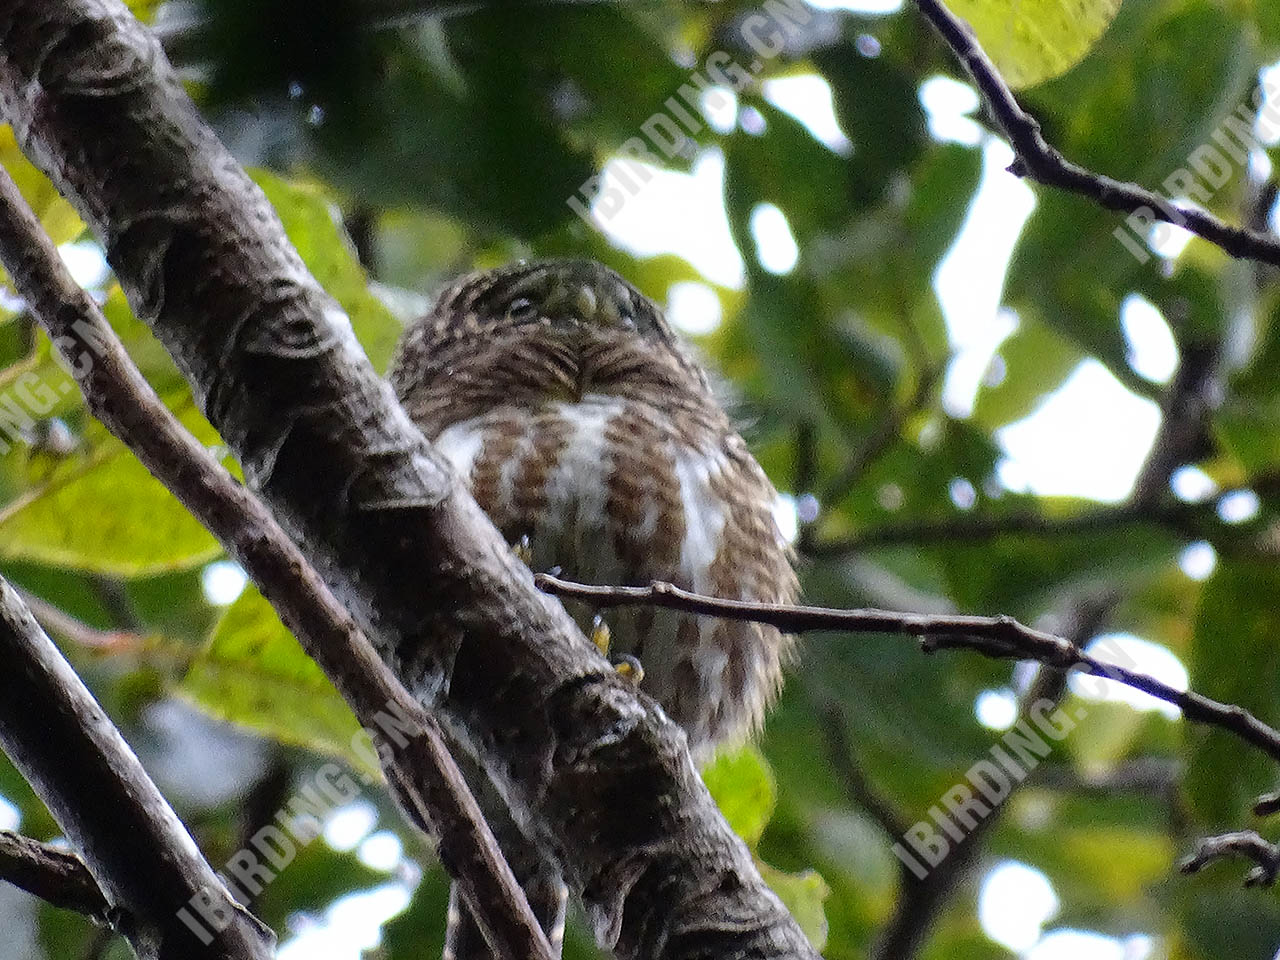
[945,0,1122,88]
[0,126,83,249]
[0,397,222,574]
[180,584,367,769]
[759,863,829,951]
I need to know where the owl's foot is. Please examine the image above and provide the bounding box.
[590,613,612,656]
[511,533,533,566]
[612,654,644,685]
[591,615,644,685]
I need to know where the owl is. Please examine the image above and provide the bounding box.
[389,258,797,755]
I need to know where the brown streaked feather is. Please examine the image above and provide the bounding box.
[389,259,797,754]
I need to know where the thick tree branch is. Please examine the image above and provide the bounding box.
[914,0,1280,267]
[536,574,1280,764]
[0,830,111,922]
[0,161,551,960]
[0,578,274,960]
[0,2,814,957]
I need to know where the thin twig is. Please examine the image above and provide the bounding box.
[818,368,940,510]
[18,588,141,652]
[914,0,1280,267]
[0,830,111,922]
[0,164,552,960]
[818,701,910,839]
[1180,831,1280,887]
[535,573,1280,765]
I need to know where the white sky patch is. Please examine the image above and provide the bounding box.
[357,831,403,872]
[1258,62,1280,146]
[666,281,722,335]
[806,0,903,13]
[1070,633,1188,720]
[201,560,247,606]
[1218,488,1260,524]
[763,74,852,154]
[935,139,1036,416]
[997,360,1161,502]
[1252,148,1273,185]
[1027,930,1155,960]
[919,75,982,147]
[1171,465,1217,502]
[58,240,110,290]
[739,105,768,136]
[0,794,19,831]
[975,688,1018,731]
[1146,199,1197,260]
[750,203,800,274]
[701,86,738,135]
[948,476,977,510]
[979,861,1059,952]
[278,883,412,960]
[1121,294,1178,384]
[1179,540,1217,581]
[323,800,378,852]
[590,149,745,289]
[773,493,800,545]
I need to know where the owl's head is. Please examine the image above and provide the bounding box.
[429,258,678,345]
[390,258,712,431]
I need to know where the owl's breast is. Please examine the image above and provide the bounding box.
[430,394,795,752]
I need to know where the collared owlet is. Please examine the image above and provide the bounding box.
[388,258,798,755]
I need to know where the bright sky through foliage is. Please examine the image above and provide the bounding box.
[979,861,1059,952]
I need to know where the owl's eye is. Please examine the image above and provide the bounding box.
[507,298,540,324]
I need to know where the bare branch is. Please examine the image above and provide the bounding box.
[914,0,1280,267]
[0,161,551,960]
[1180,831,1280,887]
[18,587,141,652]
[0,830,111,922]
[535,574,1280,765]
[0,579,273,959]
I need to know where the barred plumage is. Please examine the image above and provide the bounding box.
[390,258,797,754]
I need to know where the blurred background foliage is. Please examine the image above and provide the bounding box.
[5,0,1280,958]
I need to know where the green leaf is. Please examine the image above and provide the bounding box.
[944,0,1123,89]
[1184,560,1280,826]
[971,312,1082,430]
[759,862,829,951]
[252,169,403,371]
[180,584,365,769]
[702,744,778,847]
[0,398,222,575]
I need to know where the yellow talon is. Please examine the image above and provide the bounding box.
[590,613,611,656]
[613,655,644,685]
[590,615,642,683]
[511,533,533,566]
